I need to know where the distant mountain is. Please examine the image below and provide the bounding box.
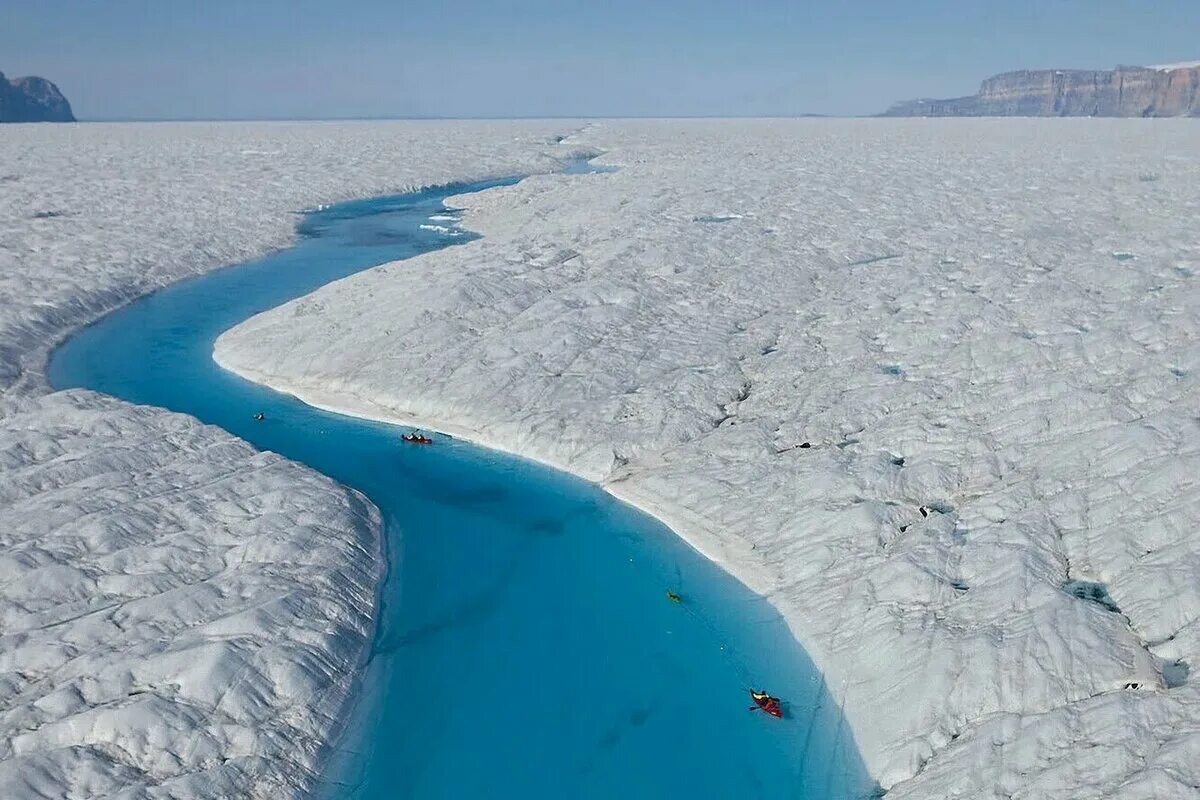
[0,71,75,122]
[882,63,1200,118]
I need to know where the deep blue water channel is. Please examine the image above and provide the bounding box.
[49,161,873,799]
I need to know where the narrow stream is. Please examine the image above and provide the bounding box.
[48,160,874,799]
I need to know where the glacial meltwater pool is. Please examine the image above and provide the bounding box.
[48,162,874,799]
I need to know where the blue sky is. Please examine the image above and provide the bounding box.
[3,0,1198,120]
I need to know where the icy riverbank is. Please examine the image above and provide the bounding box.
[0,392,381,798]
[0,121,572,798]
[217,119,1200,796]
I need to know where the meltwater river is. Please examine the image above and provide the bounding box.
[49,161,873,799]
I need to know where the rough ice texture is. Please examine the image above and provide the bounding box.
[0,392,380,798]
[0,121,573,395]
[0,121,570,798]
[217,119,1200,796]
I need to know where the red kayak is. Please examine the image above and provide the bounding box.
[750,689,783,719]
[402,433,433,445]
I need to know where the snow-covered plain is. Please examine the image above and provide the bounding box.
[217,119,1200,796]
[0,121,571,798]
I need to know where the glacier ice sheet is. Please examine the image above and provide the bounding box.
[216,118,1200,796]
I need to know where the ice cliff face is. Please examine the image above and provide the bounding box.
[217,119,1200,796]
[0,72,74,123]
[0,121,569,798]
[884,63,1200,117]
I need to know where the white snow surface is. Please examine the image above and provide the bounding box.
[1148,61,1200,72]
[0,392,380,799]
[217,119,1200,796]
[0,121,572,798]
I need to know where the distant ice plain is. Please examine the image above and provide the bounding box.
[218,119,1200,797]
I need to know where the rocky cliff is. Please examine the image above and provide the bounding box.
[0,72,75,122]
[883,63,1200,117]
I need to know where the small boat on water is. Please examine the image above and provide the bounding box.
[402,432,433,445]
[749,689,783,719]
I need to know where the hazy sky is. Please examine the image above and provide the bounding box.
[4,0,1198,120]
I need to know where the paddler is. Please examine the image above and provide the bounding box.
[749,689,783,718]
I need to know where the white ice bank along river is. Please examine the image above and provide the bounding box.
[3,119,1200,799]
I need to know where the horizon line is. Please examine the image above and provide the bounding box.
[74,113,843,123]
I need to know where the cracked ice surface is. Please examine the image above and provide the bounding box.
[0,121,569,798]
[0,392,380,798]
[217,119,1200,795]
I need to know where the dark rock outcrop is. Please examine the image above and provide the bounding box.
[1,71,75,123]
[883,63,1200,118]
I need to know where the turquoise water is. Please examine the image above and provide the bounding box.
[48,163,874,799]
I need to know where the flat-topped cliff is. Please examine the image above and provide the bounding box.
[884,63,1200,117]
